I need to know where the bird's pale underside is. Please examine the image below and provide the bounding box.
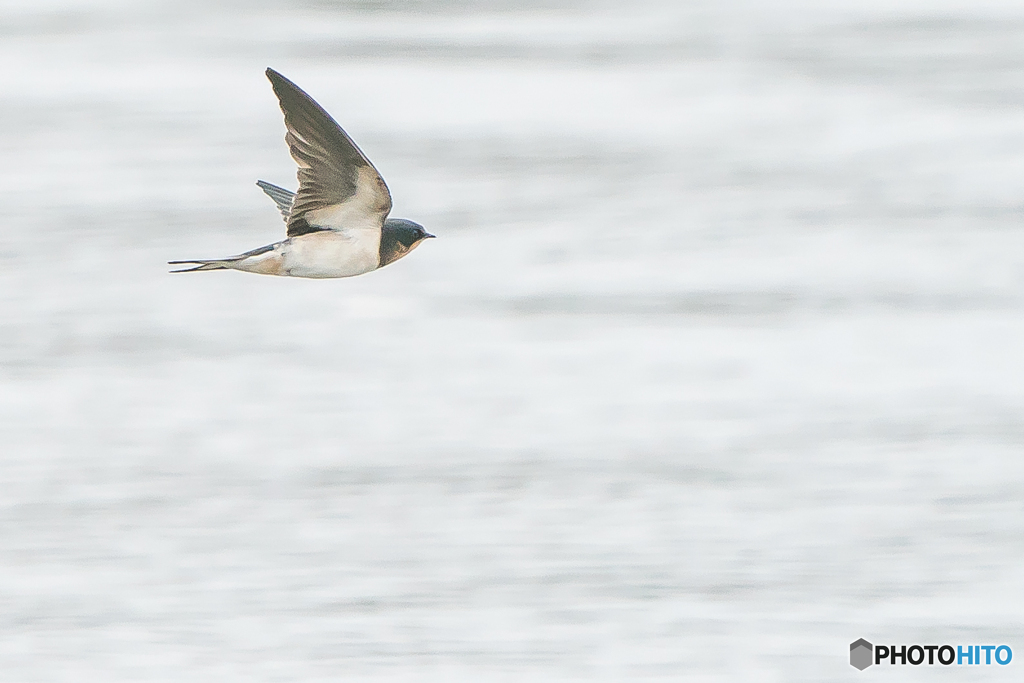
[169,68,433,278]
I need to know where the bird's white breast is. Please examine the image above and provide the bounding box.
[280,230,380,278]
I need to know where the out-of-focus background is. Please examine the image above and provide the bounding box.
[1,0,1023,680]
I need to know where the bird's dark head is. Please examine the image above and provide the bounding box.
[379,218,435,267]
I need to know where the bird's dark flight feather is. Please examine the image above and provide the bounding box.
[265,68,392,238]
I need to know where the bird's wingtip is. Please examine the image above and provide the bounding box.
[265,67,286,84]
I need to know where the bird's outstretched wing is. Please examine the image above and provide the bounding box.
[256,180,295,220]
[265,68,392,239]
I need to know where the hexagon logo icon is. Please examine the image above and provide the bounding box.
[850,639,873,670]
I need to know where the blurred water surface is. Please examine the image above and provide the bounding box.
[1,0,1023,680]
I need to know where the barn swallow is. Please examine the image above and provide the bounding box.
[169,68,433,278]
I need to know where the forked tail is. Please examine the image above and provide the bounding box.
[169,243,277,273]
[167,259,233,273]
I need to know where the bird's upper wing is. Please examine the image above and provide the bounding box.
[256,180,295,220]
[265,68,392,239]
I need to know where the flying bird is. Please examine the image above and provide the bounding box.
[169,68,433,278]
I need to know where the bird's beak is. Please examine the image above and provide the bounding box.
[424,233,436,239]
